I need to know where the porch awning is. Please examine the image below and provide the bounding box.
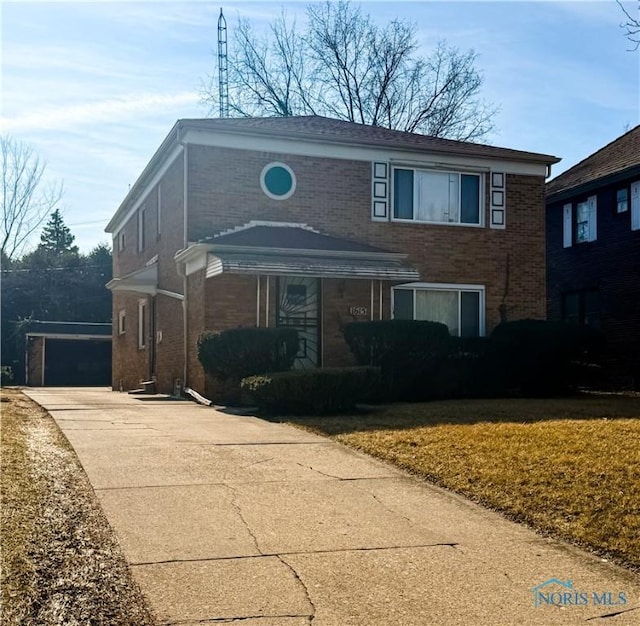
[106,262,158,295]
[175,223,420,282]
[206,252,420,281]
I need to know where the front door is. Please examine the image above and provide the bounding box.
[276,277,320,368]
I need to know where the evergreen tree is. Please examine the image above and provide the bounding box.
[38,209,78,256]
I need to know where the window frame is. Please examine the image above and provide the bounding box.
[391,166,484,227]
[137,299,147,349]
[391,282,486,337]
[118,309,126,335]
[616,187,628,214]
[137,207,146,253]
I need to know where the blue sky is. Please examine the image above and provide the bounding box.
[2,0,639,253]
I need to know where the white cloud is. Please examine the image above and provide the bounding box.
[1,92,199,133]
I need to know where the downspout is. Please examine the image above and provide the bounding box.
[181,128,189,390]
[256,275,261,327]
[379,280,383,319]
[41,337,46,386]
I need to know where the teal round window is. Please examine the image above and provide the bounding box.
[260,162,296,200]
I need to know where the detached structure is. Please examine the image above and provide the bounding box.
[105,116,559,396]
[546,125,640,381]
[25,320,112,386]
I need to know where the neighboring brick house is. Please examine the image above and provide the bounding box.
[105,116,559,396]
[546,125,640,382]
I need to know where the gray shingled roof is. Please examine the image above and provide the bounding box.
[204,225,392,254]
[546,125,640,199]
[180,115,560,164]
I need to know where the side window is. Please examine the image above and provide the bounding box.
[137,208,146,252]
[138,300,147,349]
[118,310,126,335]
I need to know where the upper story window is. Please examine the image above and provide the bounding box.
[617,188,628,213]
[393,168,482,226]
[563,195,597,247]
[392,283,485,337]
[118,231,125,253]
[137,208,146,252]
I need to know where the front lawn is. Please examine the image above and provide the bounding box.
[0,388,156,625]
[278,395,640,571]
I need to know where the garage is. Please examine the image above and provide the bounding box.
[25,321,112,387]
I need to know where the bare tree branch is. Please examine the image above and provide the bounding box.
[618,0,640,50]
[1,136,63,262]
[201,0,497,142]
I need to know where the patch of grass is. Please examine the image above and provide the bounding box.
[279,395,640,571]
[1,388,157,625]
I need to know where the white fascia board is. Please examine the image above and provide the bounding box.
[174,244,209,276]
[105,144,184,234]
[181,128,548,177]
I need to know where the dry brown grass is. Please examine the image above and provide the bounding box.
[0,388,156,625]
[280,395,640,571]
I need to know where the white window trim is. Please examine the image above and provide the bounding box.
[260,161,296,200]
[391,282,486,336]
[137,299,147,349]
[118,309,126,335]
[118,231,125,252]
[574,195,597,244]
[137,208,146,253]
[390,166,485,228]
[631,181,640,231]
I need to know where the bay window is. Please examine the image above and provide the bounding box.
[392,283,485,337]
[393,168,482,225]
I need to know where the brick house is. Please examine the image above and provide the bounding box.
[105,116,559,396]
[546,125,640,381]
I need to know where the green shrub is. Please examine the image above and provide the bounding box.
[197,327,299,381]
[242,366,381,415]
[489,319,604,396]
[1,365,13,386]
[343,320,453,401]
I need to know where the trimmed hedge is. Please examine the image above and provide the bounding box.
[489,319,604,396]
[242,366,381,415]
[343,320,453,401]
[197,327,299,381]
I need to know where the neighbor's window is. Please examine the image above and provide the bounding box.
[393,283,485,337]
[563,289,600,329]
[393,168,482,225]
[617,188,628,213]
[118,310,126,335]
[138,300,147,349]
[569,196,597,244]
[118,231,125,252]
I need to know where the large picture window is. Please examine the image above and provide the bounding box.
[392,283,485,337]
[393,168,482,225]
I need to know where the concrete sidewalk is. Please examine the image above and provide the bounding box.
[24,388,639,625]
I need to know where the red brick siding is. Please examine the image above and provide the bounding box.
[187,145,546,332]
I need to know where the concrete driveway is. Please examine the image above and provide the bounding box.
[24,388,639,625]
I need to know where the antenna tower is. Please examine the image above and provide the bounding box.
[217,8,229,118]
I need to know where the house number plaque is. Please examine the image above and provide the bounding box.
[349,306,368,317]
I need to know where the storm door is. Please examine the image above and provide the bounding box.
[276,277,320,368]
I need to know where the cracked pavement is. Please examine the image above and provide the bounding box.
[24,388,640,625]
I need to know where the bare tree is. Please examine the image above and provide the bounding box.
[618,0,640,49]
[1,135,63,262]
[202,1,497,141]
